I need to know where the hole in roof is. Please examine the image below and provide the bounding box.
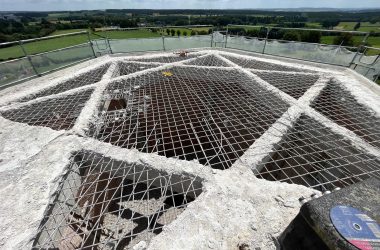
[115,62,158,77]
[184,55,231,67]
[89,66,289,170]
[254,115,380,191]
[20,64,110,102]
[255,72,320,99]
[1,89,94,131]
[32,150,203,249]
[311,81,380,148]
[106,99,127,112]
[222,54,312,72]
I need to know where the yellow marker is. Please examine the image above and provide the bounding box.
[162,71,173,77]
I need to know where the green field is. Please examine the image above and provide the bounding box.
[95,29,161,39]
[334,22,380,33]
[321,36,380,47]
[0,28,213,61]
[1,25,379,61]
[305,22,323,29]
[51,29,87,35]
[0,34,91,60]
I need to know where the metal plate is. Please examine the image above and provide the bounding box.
[330,205,380,250]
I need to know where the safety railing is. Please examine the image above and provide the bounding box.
[0,28,215,89]
[350,46,380,82]
[0,31,95,89]
[224,24,380,82]
[0,25,379,89]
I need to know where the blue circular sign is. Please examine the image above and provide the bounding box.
[330,205,380,250]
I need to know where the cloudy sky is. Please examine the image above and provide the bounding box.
[2,0,380,11]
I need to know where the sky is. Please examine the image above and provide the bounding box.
[1,0,380,11]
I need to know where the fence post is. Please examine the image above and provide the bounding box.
[224,25,229,48]
[19,40,40,76]
[106,38,113,54]
[162,35,166,51]
[349,45,362,68]
[362,32,370,45]
[262,28,270,54]
[374,73,379,83]
[87,31,97,57]
[210,27,214,48]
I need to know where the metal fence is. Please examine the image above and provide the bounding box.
[225,25,380,82]
[0,26,379,89]
[0,31,96,89]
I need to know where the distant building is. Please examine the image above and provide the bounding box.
[153,13,160,17]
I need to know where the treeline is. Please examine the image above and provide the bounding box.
[229,27,366,46]
[158,28,212,36]
[144,15,307,26]
[0,18,56,42]
[229,27,322,43]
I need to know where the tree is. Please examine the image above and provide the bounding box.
[369,18,377,24]
[333,33,354,46]
[321,20,340,29]
[0,33,8,43]
[166,28,170,35]
[354,22,361,31]
[282,31,300,41]
[170,29,175,36]
[183,30,188,36]
[176,30,181,36]
[190,30,196,36]
[300,31,321,43]
[246,29,259,37]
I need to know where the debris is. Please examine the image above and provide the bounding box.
[162,71,173,77]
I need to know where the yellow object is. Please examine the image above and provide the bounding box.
[162,71,173,77]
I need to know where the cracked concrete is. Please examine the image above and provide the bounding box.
[0,48,379,250]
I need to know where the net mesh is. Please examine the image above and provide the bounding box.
[254,114,380,191]
[222,54,311,72]
[184,55,231,67]
[32,150,202,249]
[1,89,93,130]
[132,54,198,64]
[115,62,159,77]
[253,71,320,99]
[20,64,110,102]
[90,66,289,170]
[311,81,380,148]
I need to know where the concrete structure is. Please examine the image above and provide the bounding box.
[0,49,379,249]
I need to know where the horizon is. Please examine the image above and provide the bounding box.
[2,0,380,12]
[2,7,380,12]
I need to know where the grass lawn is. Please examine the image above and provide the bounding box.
[2,26,378,61]
[51,29,88,35]
[357,22,380,33]
[305,22,323,29]
[321,36,380,47]
[0,34,90,60]
[160,27,211,36]
[95,30,161,39]
[334,22,380,32]
[320,36,380,55]
[0,30,163,60]
[0,29,186,61]
[334,22,358,31]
